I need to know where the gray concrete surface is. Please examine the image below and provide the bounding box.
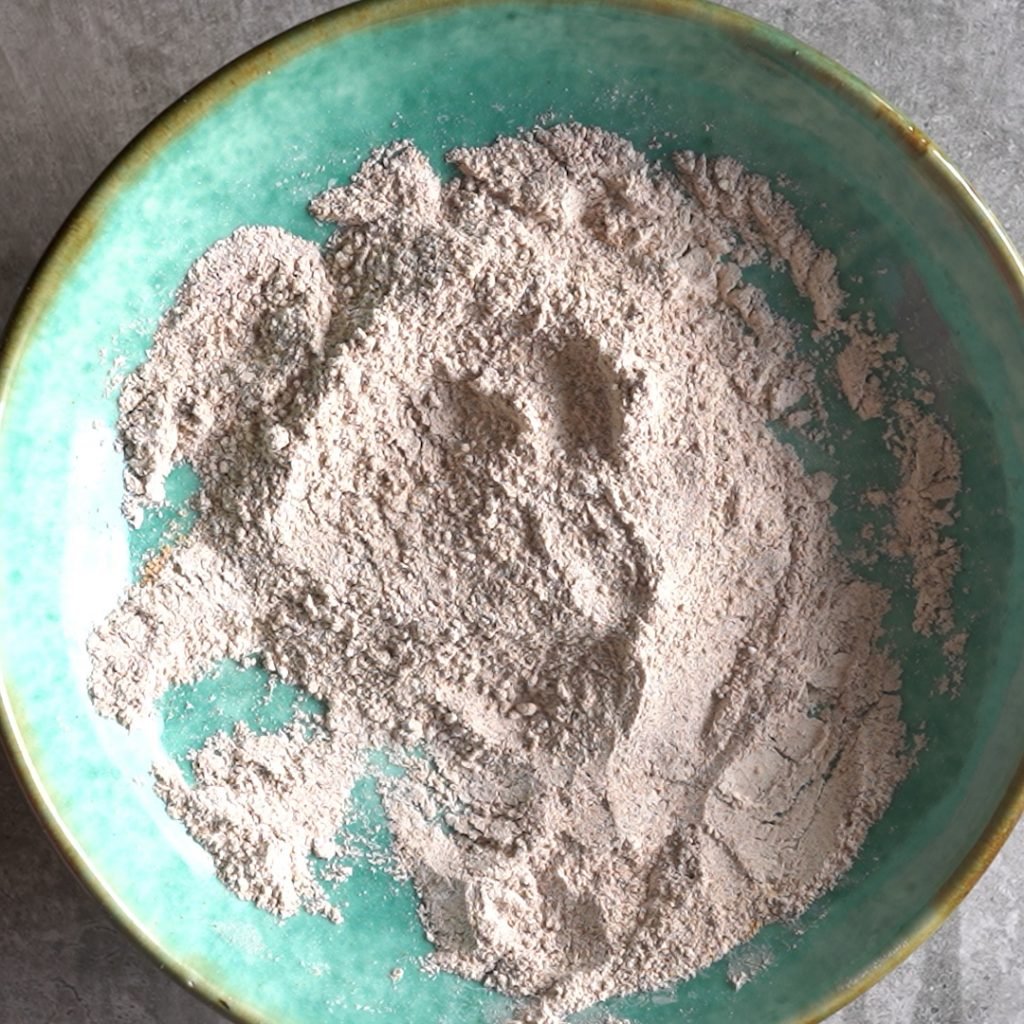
[0,1,1021,1021]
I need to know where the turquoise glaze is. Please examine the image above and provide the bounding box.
[3,2,1024,1022]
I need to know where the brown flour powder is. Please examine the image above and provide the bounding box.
[88,125,962,1021]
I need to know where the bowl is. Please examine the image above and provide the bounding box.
[3,1,1024,1022]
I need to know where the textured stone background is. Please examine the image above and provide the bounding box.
[0,1,1021,1021]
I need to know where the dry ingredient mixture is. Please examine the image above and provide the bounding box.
[88,124,963,1021]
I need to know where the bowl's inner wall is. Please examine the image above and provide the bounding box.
[2,3,1023,1023]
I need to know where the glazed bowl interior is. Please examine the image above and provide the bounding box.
[2,2,1024,1022]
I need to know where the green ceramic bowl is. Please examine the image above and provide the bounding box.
[3,1,1024,1022]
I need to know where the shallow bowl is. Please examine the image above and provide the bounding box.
[3,1,1024,1022]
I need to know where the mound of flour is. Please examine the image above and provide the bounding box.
[88,124,961,1020]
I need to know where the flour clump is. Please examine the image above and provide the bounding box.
[88,124,962,1021]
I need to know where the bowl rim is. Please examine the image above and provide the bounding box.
[2,0,1024,1021]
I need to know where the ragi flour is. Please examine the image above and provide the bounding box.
[88,124,962,1021]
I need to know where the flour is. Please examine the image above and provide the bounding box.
[88,124,962,1021]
